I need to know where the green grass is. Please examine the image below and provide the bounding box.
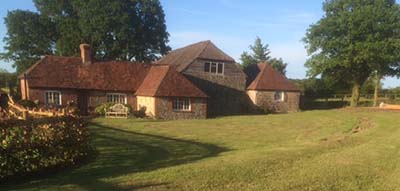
[3,109,400,191]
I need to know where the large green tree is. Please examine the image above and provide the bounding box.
[1,10,55,74]
[1,0,170,74]
[304,0,400,107]
[240,37,287,75]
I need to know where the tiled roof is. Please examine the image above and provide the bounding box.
[136,65,208,98]
[156,40,235,72]
[245,63,301,91]
[21,55,151,92]
[22,55,208,97]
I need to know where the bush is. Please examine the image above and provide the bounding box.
[17,99,37,109]
[133,106,147,118]
[94,102,132,115]
[0,116,91,181]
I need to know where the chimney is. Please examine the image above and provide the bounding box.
[80,44,92,65]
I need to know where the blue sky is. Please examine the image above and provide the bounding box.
[0,0,399,88]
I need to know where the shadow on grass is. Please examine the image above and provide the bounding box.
[3,121,228,191]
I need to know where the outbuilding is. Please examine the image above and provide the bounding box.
[245,63,301,113]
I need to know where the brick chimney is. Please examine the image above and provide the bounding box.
[80,44,92,65]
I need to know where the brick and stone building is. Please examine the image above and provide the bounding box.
[157,41,248,116]
[245,63,301,113]
[19,41,300,119]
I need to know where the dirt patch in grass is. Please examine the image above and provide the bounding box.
[321,116,375,143]
[351,117,375,134]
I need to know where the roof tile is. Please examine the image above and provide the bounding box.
[136,65,208,98]
[245,63,300,91]
[156,40,235,72]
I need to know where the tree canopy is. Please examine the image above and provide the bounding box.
[304,0,400,106]
[240,37,288,75]
[1,0,170,74]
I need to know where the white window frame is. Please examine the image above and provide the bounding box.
[274,91,285,102]
[204,62,224,75]
[45,91,62,105]
[106,93,127,104]
[172,98,191,111]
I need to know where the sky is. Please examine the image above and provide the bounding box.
[0,0,399,88]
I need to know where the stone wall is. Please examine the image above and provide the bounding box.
[247,90,300,113]
[154,97,207,120]
[183,59,247,116]
[137,96,156,117]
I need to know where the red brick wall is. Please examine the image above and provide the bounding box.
[29,88,78,105]
[88,91,137,109]
[27,89,137,110]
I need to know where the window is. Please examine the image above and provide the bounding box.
[204,62,224,74]
[45,91,62,105]
[204,62,210,72]
[173,98,191,111]
[274,91,285,102]
[106,93,127,104]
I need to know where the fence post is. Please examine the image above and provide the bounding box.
[22,110,29,121]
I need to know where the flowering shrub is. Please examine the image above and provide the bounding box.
[0,116,90,181]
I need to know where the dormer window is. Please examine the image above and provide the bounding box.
[204,62,224,74]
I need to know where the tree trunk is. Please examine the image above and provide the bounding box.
[373,74,381,107]
[350,82,361,107]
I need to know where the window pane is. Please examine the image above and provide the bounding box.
[173,98,190,111]
[217,63,223,74]
[46,91,61,105]
[107,93,127,104]
[54,93,59,105]
[274,91,284,101]
[204,62,210,72]
[210,63,217,73]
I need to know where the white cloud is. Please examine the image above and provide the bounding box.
[238,11,318,32]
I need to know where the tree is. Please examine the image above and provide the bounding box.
[240,37,287,75]
[240,51,257,68]
[0,10,55,74]
[269,58,288,76]
[304,0,400,107]
[1,0,170,74]
[0,68,17,96]
[250,37,271,62]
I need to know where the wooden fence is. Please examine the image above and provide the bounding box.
[7,96,69,120]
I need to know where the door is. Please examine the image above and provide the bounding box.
[77,91,89,115]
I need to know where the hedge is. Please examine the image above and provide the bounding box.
[0,116,90,181]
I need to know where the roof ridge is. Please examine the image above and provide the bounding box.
[252,64,267,89]
[179,41,210,72]
[196,40,211,58]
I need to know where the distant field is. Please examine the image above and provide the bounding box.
[3,109,400,191]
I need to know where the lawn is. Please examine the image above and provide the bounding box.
[3,109,400,191]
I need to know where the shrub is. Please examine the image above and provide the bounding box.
[133,106,147,118]
[17,99,37,109]
[0,116,91,181]
[94,102,132,115]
